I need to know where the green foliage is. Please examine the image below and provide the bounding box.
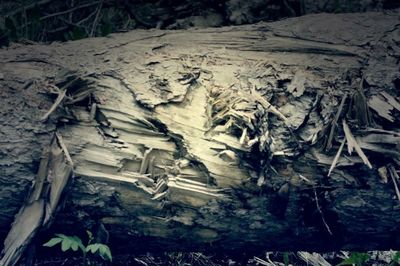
[43,230,112,265]
[100,23,113,37]
[86,243,112,261]
[283,252,290,266]
[333,0,343,13]
[64,26,87,41]
[43,234,85,253]
[337,252,370,266]
[390,251,400,266]
[4,17,17,39]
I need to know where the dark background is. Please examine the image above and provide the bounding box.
[1,0,399,46]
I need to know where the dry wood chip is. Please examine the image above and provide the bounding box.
[328,137,346,177]
[239,127,248,145]
[29,148,50,203]
[378,166,388,183]
[257,174,265,187]
[381,91,400,111]
[55,132,73,167]
[140,148,153,174]
[359,133,400,144]
[297,251,332,266]
[287,70,307,97]
[326,93,347,151]
[298,174,312,183]
[40,89,66,122]
[0,201,45,266]
[368,95,395,122]
[388,165,400,201]
[342,120,372,169]
[218,150,238,162]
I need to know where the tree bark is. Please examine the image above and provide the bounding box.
[1,9,400,258]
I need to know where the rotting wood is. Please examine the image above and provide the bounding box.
[40,89,66,122]
[326,93,347,151]
[0,9,399,255]
[0,135,73,266]
[342,120,372,169]
[328,137,346,177]
[388,165,400,201]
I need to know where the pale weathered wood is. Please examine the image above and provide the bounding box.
[0,10,399,260]
[0,136,73,265]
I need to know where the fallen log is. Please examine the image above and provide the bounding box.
[0,9,400,264]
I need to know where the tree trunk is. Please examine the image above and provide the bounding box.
[1,9,400,260]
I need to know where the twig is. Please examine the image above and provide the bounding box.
[46,26,69,34]
[314,189,333,235]
[55,132,74,167]
[328,137,346,176]
[297,251,332,266]
[342,119,372,169]
[4,0,53,18]
[77,8,98,25]
[282,0,296,16]
[40,89,66,122]
[388,165,400,201]
[326,93,347,151]
[90,0,103,37]
[40,1,100,21]
[69,0,75,22]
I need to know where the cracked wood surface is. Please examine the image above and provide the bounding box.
[0,10,400,255]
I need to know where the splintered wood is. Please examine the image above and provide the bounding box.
[0,9,400,252]
[0,135,73,266]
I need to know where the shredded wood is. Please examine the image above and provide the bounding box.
[297,251,332,266]
[40,89,66,122]
[326,93,347,151]
[388,165,400,201]
[328,137,346,177]
[342,120,372,169]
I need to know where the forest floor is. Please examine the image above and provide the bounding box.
[33,250,399,265]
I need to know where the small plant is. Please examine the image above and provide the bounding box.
[390,251,400,266]
[283,252,290,266]
[337,252,370,266]
[43,230,112,265]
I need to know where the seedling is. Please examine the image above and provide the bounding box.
[43,230,112,265]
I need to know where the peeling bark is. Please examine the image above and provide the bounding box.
[0,10,400,261]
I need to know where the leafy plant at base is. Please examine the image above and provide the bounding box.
[337,252,370,266]
[390,251,400,266]
[283,252,290,266]
[43,230,112,265]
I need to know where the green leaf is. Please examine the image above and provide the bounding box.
[283,252,289,266]
[61,238,72,252]
[70,240,79,251]
[44,234,85,255]
[43,237,62,247]
[390,251,400,266]
[337,252,370,266]
[86,243,100,254]
[86,230,93,244]
[98,244,112,262]
[71,236,85,253]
